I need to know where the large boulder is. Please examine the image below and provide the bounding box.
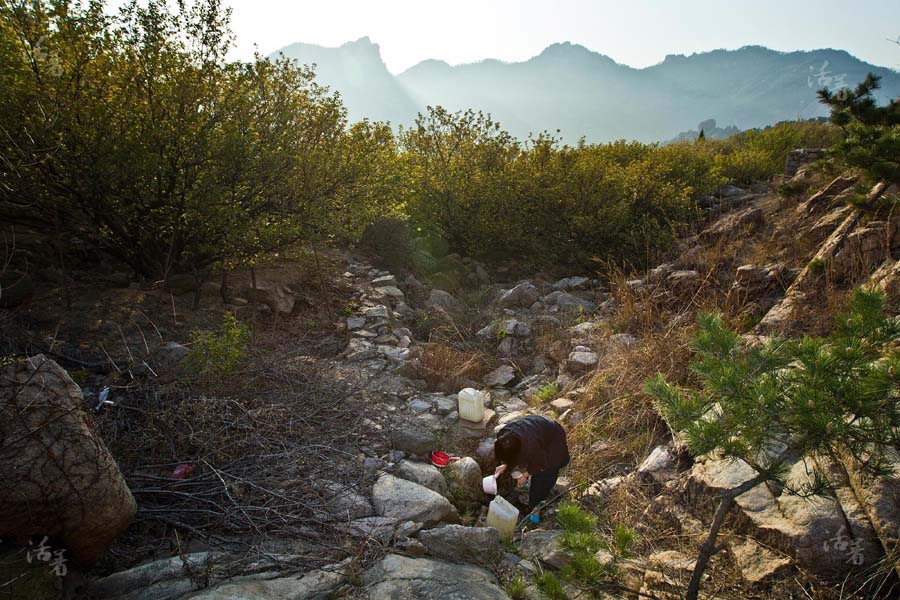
[499,283,540,308]
[0,355,136,565]
[518,530,571,570]
[391,427,437,456]
[395,460,449,497]
[372,474,458,526]
[242,282,296,315]
[362,554,509,599]
[447,457,482,500]
[688,453,882,577]
[426,290,461,312]
[419,525,502,567]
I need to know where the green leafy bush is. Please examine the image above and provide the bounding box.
[185,313,250,379]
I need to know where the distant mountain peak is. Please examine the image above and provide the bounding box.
[271,39,900,143]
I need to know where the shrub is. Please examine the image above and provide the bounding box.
[556,501,597,534]
[535,572,566,600]
[185,313,250,379]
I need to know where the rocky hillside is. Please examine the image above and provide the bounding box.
[1,153,899,599]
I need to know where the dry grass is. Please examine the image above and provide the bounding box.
[416,342,492,393]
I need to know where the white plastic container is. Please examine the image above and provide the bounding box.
[457,388,485,423]
[482,475,498,495]
[485,494,519,541]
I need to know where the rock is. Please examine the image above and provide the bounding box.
[339,516,400,544]
[185,561,348,599]
[570,321,598,336]
[497,337,515,357]
[566,351,598,373]
[432,395,457,415]
[242,282,296,315]
[519,530,571,570]
[666,270,700,289]
[151,341,189,375]
[585,476,624,498]
[625,279,645,292]
[718,184,749,198]
[372,475,457,527]
[0,270,34,307]
[408,398,433,414]
[381,346,412,362]
[362,554,509,599]
[0,356,136,565]
[426,289,461,311]
[475,438,496,467]
[346,316,366,330]
[375,286,405,299]
[499,282,540,308]
[688,453,882,576]
[458,409,497,438]
[700,206,764,241]
[608,333,637,348]
[342,338,378,361]
[649,550,696,573]
[319,481,374,520]
[784,148,826,178]
[419,525,502,568]
[728,537,792,584]
[550,398,574,414]
[364,304,391,319]
[552,276,590,292]
[391,427,436,456]
[484,365,517,387]
[372,274,397,287]
[550,292,597,313]
[395,461,449,497]
[447,457,482,499]
[648,263,675,284]
[499,319,531,337]
[91,552,223,600]
[638,446,677,485]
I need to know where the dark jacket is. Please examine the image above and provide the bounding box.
[498,414,569,474]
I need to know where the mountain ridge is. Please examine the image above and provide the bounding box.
[271,40,900,142]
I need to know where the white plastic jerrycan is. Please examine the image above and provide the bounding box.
[457,387,486,423]
[485,494,519,542]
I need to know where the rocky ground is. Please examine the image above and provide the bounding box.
[2,161,900,599]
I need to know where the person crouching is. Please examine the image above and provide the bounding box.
[493,414,569,510]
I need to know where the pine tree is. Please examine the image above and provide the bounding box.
[818,73,900,184]
[645,288,900,600]
[697,128,706,142]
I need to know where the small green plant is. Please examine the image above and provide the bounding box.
[609,524,638,559]
[561,553,608,587]
[560,530,601,555]
[504,573,528,600]
[555,502,597,534]
[185,312,250,378]
[533,382,560,403]
[494,321,509,341]
[807,256,825,274]
[535,572,566,600]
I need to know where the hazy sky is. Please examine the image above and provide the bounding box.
[219,0,900,73]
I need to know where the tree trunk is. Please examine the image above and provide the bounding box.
[219,270,229,304]
[686,472,767,600]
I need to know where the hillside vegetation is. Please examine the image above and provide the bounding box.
[1,0,840,282]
